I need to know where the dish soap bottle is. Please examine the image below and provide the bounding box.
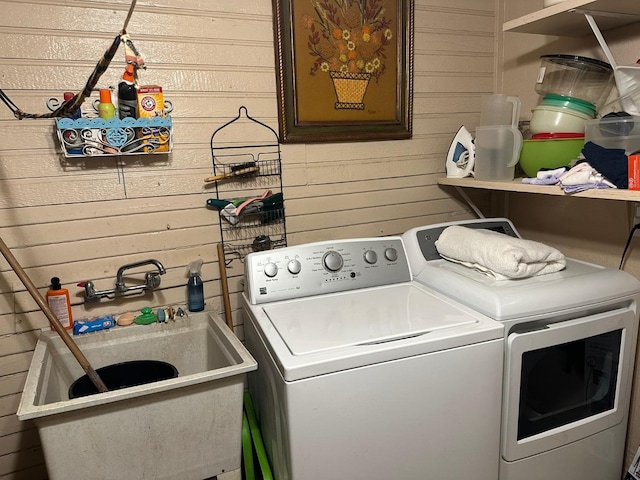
[186,260,204,312]
[46,277,73,330]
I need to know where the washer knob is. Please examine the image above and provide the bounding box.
[364,250,378,264]
[322,251,344,272]
[385,247,398,262]
[288,259,302,275]
[263,262,278,278]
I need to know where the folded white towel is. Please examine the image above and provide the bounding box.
[435,226,566,280]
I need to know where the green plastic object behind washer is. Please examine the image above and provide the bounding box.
[244,392,273,480]
[242,411,255,480]
[134,307,158,325]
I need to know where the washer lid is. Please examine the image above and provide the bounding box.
[248,283,503,381]
[264,283,477,355]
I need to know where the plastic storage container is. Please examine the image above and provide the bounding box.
[585,115,640,154]
[536,55,614,109]
[539,94,596,117]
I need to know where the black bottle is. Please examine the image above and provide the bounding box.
[118,64,137,119]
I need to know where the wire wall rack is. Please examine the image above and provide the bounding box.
[209,106,287,262]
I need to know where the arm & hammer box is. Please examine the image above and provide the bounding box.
[137,85,169,153]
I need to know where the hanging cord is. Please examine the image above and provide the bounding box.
[619,223,640,270]
[122,0,137,32]
[0,88,21,116]
[0,0,137,120]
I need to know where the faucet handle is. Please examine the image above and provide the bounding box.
[77,281,97,301]
[145,271,162,290]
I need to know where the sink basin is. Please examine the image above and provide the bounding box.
[17,311,257,480]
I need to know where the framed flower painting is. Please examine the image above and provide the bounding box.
[272,0,414,143]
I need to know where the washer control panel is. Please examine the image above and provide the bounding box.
[244,237,411,304]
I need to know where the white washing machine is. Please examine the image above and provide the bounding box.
[241,237,504,480]
[402,218,640,480]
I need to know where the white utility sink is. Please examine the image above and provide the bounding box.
[17,311,257,480]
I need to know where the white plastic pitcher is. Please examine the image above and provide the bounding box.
[474,94,523,181]
[474,126,523,181]
[480,94,522,127]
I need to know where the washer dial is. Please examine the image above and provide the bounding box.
[288,259,302,275]
[364,250,378,264]
[264,262,278,278]
[322,251,344,272]
[385,247,398,262]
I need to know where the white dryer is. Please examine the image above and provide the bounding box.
[402,218,640,480]
[241,237,504,480]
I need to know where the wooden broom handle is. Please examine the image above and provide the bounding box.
[217,243,234,330]
[0,237,108,393]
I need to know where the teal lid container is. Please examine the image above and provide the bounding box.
[541,94,596,117]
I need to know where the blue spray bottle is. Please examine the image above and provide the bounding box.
[187,260,204,312]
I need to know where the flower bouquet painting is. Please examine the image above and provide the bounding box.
[272,0,413,143]
[303,0,394,110]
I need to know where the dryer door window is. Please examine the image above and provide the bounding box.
[501,307,637,462]
[517,329,621,440]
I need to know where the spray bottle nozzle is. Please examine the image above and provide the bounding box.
[186,259,205,312]
[187,259,203,277]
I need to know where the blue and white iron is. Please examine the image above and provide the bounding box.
[446,126,475,178]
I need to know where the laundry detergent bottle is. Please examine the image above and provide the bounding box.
[186,260,204,312]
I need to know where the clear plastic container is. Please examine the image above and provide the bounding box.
[585,115,640,154]
[536,55,615,109]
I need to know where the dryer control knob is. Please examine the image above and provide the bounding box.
[384,247,398,262]
[287,259,302,275]
[364,250,378,264]
[264,262,278,278]
[322,251,344,272]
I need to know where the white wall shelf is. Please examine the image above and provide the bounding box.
[438,177,640,201]
[503,0,640,36]
[493,1,640,204]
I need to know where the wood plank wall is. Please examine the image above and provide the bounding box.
[0,0,493,477]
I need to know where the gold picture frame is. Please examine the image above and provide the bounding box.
[273,0,414,143]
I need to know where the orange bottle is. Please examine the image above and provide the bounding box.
[46,277,73,330]
[98,89,116,120]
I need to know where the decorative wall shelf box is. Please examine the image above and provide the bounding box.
[55,116,173,157]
